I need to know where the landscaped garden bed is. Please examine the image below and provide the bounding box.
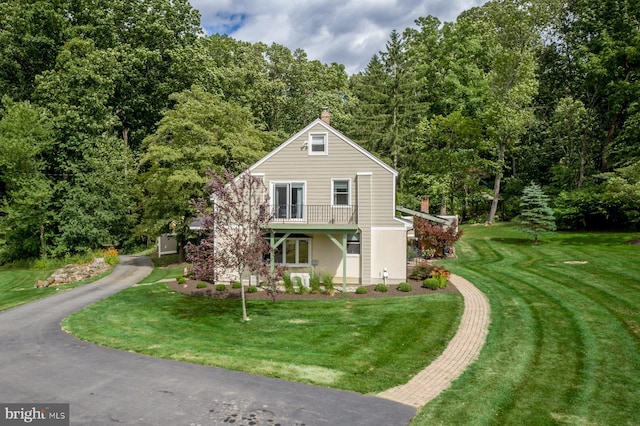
[168,275,458,300]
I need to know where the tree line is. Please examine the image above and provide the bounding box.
[0,0,638,263]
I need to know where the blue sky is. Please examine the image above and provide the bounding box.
[189,0,489,74]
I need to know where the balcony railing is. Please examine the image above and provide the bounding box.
[269,204,357,225]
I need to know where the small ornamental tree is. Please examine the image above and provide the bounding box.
[414,217,462,257]
[518,182,556,243]
[186,169,272,321]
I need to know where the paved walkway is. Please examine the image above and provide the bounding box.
[378,274,491,407]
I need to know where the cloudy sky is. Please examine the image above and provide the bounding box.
[189,0,488,74]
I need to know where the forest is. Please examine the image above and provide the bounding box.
[0,0,638,262]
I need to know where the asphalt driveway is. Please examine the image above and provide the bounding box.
[0,255,416,425]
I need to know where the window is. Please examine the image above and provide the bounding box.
[273,182,304,219]
[347,233,361,255]
[332,179,350,206]
[274,238,310,265]
[309,133,327,155]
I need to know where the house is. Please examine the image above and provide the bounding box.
[248,109,408,289]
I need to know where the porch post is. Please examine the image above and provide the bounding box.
[269,231,290,277]
[270,231,275,277]
[327,233,348,293]
[341,233,347,293]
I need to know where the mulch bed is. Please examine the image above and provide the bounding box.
[167,278,459,300]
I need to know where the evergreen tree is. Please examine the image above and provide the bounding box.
[518,182,556,243]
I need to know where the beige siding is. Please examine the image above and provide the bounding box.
[307,234,360,284]
[370,228,407,284]
[252,122,402,228]
[251,120,407,284]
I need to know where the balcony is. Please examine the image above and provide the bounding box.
[269,204,357,225]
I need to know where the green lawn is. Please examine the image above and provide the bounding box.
[0,269,54,311]
[62,284,463,393]
[137,263,186,284]
[0,267,113,311]
[413,223,640,425]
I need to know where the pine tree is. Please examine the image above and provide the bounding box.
[518,182,556,243]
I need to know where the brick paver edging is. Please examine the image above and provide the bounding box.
[377,274,490,407]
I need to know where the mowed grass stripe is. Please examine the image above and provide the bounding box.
[491,267,596,423]
[63,284,463,394]
[466,237,636,423]
[433,266,540,423]
[466,264,590,423]
[413,225,640,425]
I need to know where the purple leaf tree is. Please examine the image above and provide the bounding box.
[186,169,273,321]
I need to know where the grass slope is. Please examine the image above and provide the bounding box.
[0,269,53,311]
[413,224,640,425]
[63,284,462,394]
[0,267,112,312]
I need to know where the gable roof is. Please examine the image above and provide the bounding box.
[248,118,398,176]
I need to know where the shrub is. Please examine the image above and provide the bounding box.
[232,281,242,289]
[436,273,449,288]
[397,282,412,292]
[432,267,451,288]
[423,270,449,289]
[321,272,335,296]
[423,248,437,258]
[374,283,388,292]
[282,273,294,294]
[309,273,321,293]
[176,276,186,284]
[423,277,440,290]
[196,282,207,289]
[355,286,368,294]
[295,276,308,294]
[215,284,227,291]
[408,261,438,281]
[414,218,462,256]
[247,285,258,293]
[102,248,120,266]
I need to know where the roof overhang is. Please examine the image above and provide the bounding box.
[395,206,453,226]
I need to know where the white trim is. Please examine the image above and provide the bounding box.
[346,232,361,255]
[276,237,312,266]
[356,172,373,176]
[308,132,328,156]
[248,119,398,177]
[331,178,352,207]
[270,181,307,221]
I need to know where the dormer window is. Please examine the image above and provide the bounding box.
[309,133,328,155]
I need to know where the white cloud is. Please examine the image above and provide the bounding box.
[190,0,488,74]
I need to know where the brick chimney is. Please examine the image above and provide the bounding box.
[420,198,430,214]
[320,107,330,125]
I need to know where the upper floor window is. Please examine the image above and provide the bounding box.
[309,133,328,155]
[273,182,304,220]
[332,179,350,206]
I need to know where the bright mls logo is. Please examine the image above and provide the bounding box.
[1,403,68,425]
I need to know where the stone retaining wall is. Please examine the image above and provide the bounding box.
[35,258,110,288]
